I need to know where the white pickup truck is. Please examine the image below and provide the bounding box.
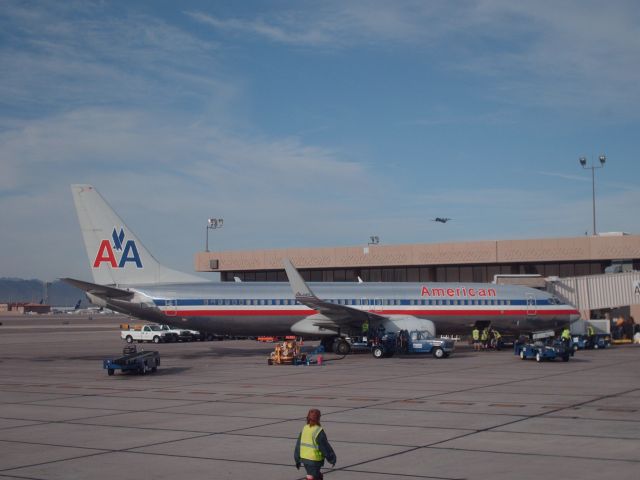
[120,324,172,344]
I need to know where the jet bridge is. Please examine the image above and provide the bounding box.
[546,271,640,316]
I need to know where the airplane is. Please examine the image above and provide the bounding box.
[63,185,580,354]
[432,217,451,223]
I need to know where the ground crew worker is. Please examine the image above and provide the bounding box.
[362,321,369,336]
[586,324,596,347]
[294,408,337,480]
[480,327,489,350]
[491,328,502,350]
[561,326,571,347]
[472,327,480,351]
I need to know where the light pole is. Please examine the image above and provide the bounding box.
[205,218,224,252]
[579,154,606,236]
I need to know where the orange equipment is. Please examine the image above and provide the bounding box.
[267,340,307,365]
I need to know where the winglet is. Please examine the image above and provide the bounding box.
[283,258,317,300]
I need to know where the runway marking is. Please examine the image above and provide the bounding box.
[597,407,637,413]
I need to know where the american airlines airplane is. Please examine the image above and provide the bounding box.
[64,185,580,354]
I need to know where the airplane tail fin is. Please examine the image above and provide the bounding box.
[71,185,207,286]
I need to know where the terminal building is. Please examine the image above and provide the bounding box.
[195,233,640,322]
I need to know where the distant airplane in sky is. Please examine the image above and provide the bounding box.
[432,217,452,223]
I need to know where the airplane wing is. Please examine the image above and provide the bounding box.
[60,278,134,300]
[283,259,386,331]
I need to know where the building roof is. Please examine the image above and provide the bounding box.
[195,234,640,272]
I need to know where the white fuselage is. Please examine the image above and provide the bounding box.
[103,280,580,336]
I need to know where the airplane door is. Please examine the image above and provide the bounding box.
[165,299,177,316]
[526,294,536,316]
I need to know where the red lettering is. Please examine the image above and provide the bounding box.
[469,288,476,296]
[447,288,455,296]
[93,240,117,268]
[421,286,430,296]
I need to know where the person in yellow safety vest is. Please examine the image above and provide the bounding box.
[294,409,337,480]
[561,327,571,347]
[480,327,489,349]
[586,324,596,347]
[491,328,502,349]
[472,327,481,351]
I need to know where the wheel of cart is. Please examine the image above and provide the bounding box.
[432,347,444,359]
[372,345,385,359]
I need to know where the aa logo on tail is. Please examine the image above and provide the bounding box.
[93,228,143,268]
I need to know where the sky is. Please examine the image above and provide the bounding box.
[1,0,639,282]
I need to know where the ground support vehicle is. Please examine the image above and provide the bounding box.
[103,346,160,375]
[571,333,612,351]
[346,336,372,353]
[318,336,352,355]
[157,324,201,342]
[592,333,612,349]
[120,324,172,343]
[267,340,307,365]
[516,340,571,362]
[371,331,455,359]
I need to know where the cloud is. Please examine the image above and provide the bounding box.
[186,11,336,46]
[0,107,379,278]
[186,2,455,48]
[188,1,640,115]
[0,2,229,115]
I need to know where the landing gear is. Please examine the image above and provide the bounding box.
[320,336,351,355]
[333,338,351,355]
[321,337,335,353]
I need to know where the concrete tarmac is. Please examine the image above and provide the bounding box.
[0,314,639,480]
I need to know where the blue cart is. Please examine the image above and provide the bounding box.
[517,340,571,362]
[103,347,160,375]
[371,331,455,359]
[571,334,611,351]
